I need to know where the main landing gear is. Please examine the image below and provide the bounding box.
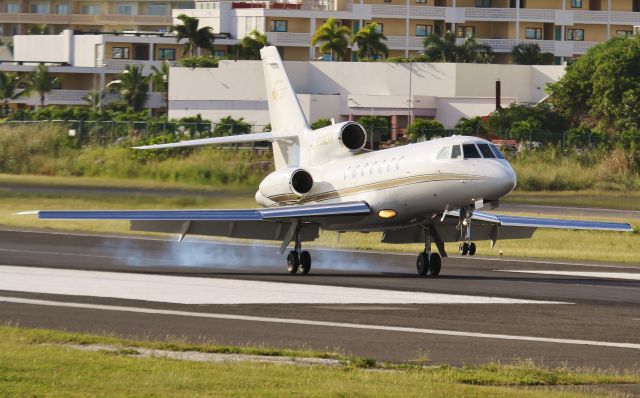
[458,206,477,256]
[286,225,311,275]
[416,226,441,277]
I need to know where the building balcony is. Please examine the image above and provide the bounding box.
[0,12,172,26]
[11,89,164,107]
[100,59,175,74]
[265,32,310,46]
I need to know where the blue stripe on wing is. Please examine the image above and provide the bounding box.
[496,215,633,232]
[38,201,371,221]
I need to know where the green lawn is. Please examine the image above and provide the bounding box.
[0,326,636,397]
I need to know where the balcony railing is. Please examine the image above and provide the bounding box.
[0,12,172,25]
[265,32,310,46]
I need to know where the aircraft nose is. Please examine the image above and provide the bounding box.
[487,161,517,199]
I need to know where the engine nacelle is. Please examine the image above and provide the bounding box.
[257,167,314,205]
[308,121,367,161]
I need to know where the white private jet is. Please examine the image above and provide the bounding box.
[35,46,632,276]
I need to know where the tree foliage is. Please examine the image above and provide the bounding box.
[177,56,219,68]
[422,33,493,63]
[0,71,28,116]
[352,22,388,60]
[510,43,553,65]
[406,118,444,142]
[173,14,215,57]
[455,116,487,135]
[108,65,149,113]
[486,103,569,141]
[150,60,170,107]
[311,17,352,61]
[23,64,61,107]
[213,116,251,136]
[311,118,332,130]
[547,36,640,131]
[233,30,269,60]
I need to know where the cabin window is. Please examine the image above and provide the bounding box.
[490,144,506,159]
[451,145,462,159]
[436,146,451,159]
[477,143,496,158]
[462,144,481,159]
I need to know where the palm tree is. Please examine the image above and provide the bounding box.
[233,30,269,60]
[28,24,49,35]
[310,17,352,61]
[173,14,215,57]
[150,60,170,107]
[23,63,61,107]
[422,32,461,62]
[352,22,389,60]
[0,71,27,116]
[108,65,149,112]
[511,42,542,65]
[460,37,494,63]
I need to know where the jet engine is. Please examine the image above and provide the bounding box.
[309,121,367,161]
[256,167,314,205]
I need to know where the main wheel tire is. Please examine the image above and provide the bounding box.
[416,253,429,276]
[468,242,477,256]
[428,253,441,276]
[287,251,299,274]
[459,242,469,255]
[300,251,311,275]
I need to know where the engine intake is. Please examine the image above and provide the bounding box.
[339,122,367,151]
[290,169,313,195]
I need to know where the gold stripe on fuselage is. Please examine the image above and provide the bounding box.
[267,173,487,205]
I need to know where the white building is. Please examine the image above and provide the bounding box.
[169,59,564,134]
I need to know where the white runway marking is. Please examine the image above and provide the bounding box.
[0,265,567,305]
[0,296,636,350]
[499,270,640,281]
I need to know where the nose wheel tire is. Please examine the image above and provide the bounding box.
[300,251,311,275]
[287,251,299,274]
[458,242,477,256]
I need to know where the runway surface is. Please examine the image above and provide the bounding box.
[0,227,638,371]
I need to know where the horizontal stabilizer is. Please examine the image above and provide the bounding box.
[132,132,296,150]
[493,214,633,232]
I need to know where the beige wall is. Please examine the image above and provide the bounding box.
[610,0,633,11]
[409,19,436,37]
[519,22,544,40]
[60,73,94,90]
[571,24,606,41]
[611,24,635,37]
[370,18,405,36]
[282,46,309,61]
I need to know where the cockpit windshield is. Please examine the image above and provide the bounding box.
[437,143,506,160]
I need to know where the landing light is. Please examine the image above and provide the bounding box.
[378,209,397,219]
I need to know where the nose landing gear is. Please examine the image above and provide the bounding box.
[458,206,477,256]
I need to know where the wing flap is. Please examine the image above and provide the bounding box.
[495,214,633,232]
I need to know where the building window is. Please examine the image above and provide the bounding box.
[566,28,584,41]
[117,4,135,15]
[56,4,69,14]
[617,30,633,38]
[213,49,225,57]
[30,3,49,13]
[5,3,19,12]
[571,0,582,8]
[383,0,391,3]
[112,47,130,59]
[147,3,167,15]
[270,20,287,32]
[475,0,491,6]
[525,27,542,39]
[81,5,102,14]
[456,26,475,38]
[415,0,426,3]
[176,2,193,9]
[416,24,432,36]
[158,48,175,60]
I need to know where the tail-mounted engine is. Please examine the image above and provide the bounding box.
[308,121,367,162]
[256,167,314,205]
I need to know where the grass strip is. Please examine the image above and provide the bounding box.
[0,325,637,397]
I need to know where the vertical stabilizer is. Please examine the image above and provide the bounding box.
[260,46,309,169]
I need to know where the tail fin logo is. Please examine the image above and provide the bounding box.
[271,80,286,102]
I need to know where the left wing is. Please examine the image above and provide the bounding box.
[35,202,371,247]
